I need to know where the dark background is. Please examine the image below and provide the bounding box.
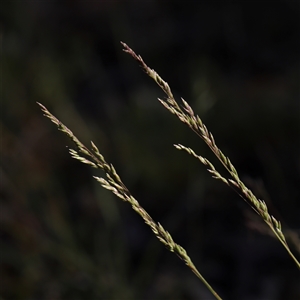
[1,1,300,299]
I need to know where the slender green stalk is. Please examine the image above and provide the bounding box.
[121,42,300,269]
[37,102,222,300]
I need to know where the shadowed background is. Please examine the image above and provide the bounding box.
[2,1,300,299]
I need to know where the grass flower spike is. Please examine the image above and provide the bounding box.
[121,42,300,269]
[37,102,222,299]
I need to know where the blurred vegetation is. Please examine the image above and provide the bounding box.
[1,1,300,299]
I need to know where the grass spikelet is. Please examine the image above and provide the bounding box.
[121,42,300,269]
[38,103,222,300]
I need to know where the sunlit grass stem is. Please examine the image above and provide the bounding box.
[121,42,300,269]
[37,102,223,300]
